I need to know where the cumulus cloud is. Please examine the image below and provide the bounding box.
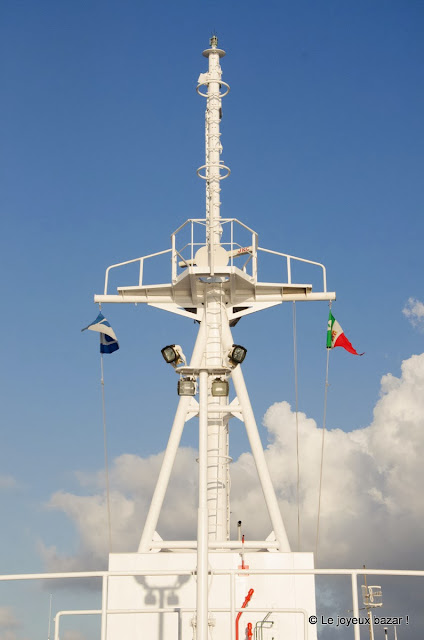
[0,607,24,640]
[0,476,17,491]
[41,353,424,575]
[0,608,17,629]
[403,297,424,330]
[41,449,198,572]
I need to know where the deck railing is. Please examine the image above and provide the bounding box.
[0,567,422,640]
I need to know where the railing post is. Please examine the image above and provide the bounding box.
[101,574,108,640]
[171,233,176,282]
[138,258,144,287]
[322,265,327,292]
[54,613,60,640]
[191,221,194,265]
[231,221,234,266]
[351,572,361,640]
[252,232,257,281]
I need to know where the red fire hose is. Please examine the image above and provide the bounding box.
[247,622,253,639]
[235,588,254,640]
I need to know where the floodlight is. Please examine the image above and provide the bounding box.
[228,344,247,366]
[161,345,177,364]
[211,378,229,397]
[178,377,197,396]
[161,344,186,367]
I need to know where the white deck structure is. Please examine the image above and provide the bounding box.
[95,36,336,640]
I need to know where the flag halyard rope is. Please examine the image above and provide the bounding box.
[83,303,116,554]
[292,302,301,551]
[315,305,331,561]
[100,353,113,554]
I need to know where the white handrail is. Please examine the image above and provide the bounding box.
[54,606,308,640]
[258,247,327,292]
[1,568,424,580]
[54,610,101,640]
[103,249,172,295]
[2,567,422,640]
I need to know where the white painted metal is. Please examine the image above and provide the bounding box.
[221,316,291,551]
[370,610,375,640]
[101,574,108,640]
[106,551,317,640]
[197,370,209,640]
[204,285,230,541]
[54,605,309,640]
[2,567,424,580]
[138,320,207,552]
[54,611,101,640]
[200,36,226,276]
[197,38,233,544]
[88,35,346,639]
[351,573,361,640]
[149,540,279,549]
[0,565,422,640]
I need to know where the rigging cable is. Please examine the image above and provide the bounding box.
[292,302,301,551]
[315,303,331,560]
[99,304,113,554]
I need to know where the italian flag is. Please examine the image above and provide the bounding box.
[326,311,364,356]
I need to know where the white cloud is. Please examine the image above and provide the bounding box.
[0,607,24,640]
[0,632,20,640]
[41,352,424,575]
[0,608,17,629]
[62,632,87,640]
[0,476,17,491]
[41,449,198,572]
[403,297,424,329]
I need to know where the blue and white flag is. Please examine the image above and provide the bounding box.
[82,312,119,354]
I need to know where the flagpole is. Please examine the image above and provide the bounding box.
[315,310,331,560]
[100,351,113,553]
[292,301,301,551]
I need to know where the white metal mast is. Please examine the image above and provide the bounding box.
[201,35,231,542]
[95,36,335,640]
[94,28,335,552]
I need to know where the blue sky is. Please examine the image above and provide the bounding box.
[1,1,424,638]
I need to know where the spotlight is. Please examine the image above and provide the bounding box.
[177,377,197,396]
[228,344,247,366]
[211,378,229,397]
[161,344,186,367]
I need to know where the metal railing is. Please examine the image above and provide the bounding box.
[171,218,259,282]
[100,219,328,295]
[1,567,422,640]
[257,247,328,292]
[103,249,172,295]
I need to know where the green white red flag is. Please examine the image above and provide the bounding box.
[326,310,364,356]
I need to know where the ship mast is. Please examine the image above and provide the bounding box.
[95,33,335,553]
[95,35,335,640]
[201,35,231,542]
[203,34,226,272]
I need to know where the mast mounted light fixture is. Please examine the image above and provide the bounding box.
[177,377,197,396]
[228,344,247,366]
[211,378,229,397]
[161,344,186,367]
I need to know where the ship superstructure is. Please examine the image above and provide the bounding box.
[95,36,335,640]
